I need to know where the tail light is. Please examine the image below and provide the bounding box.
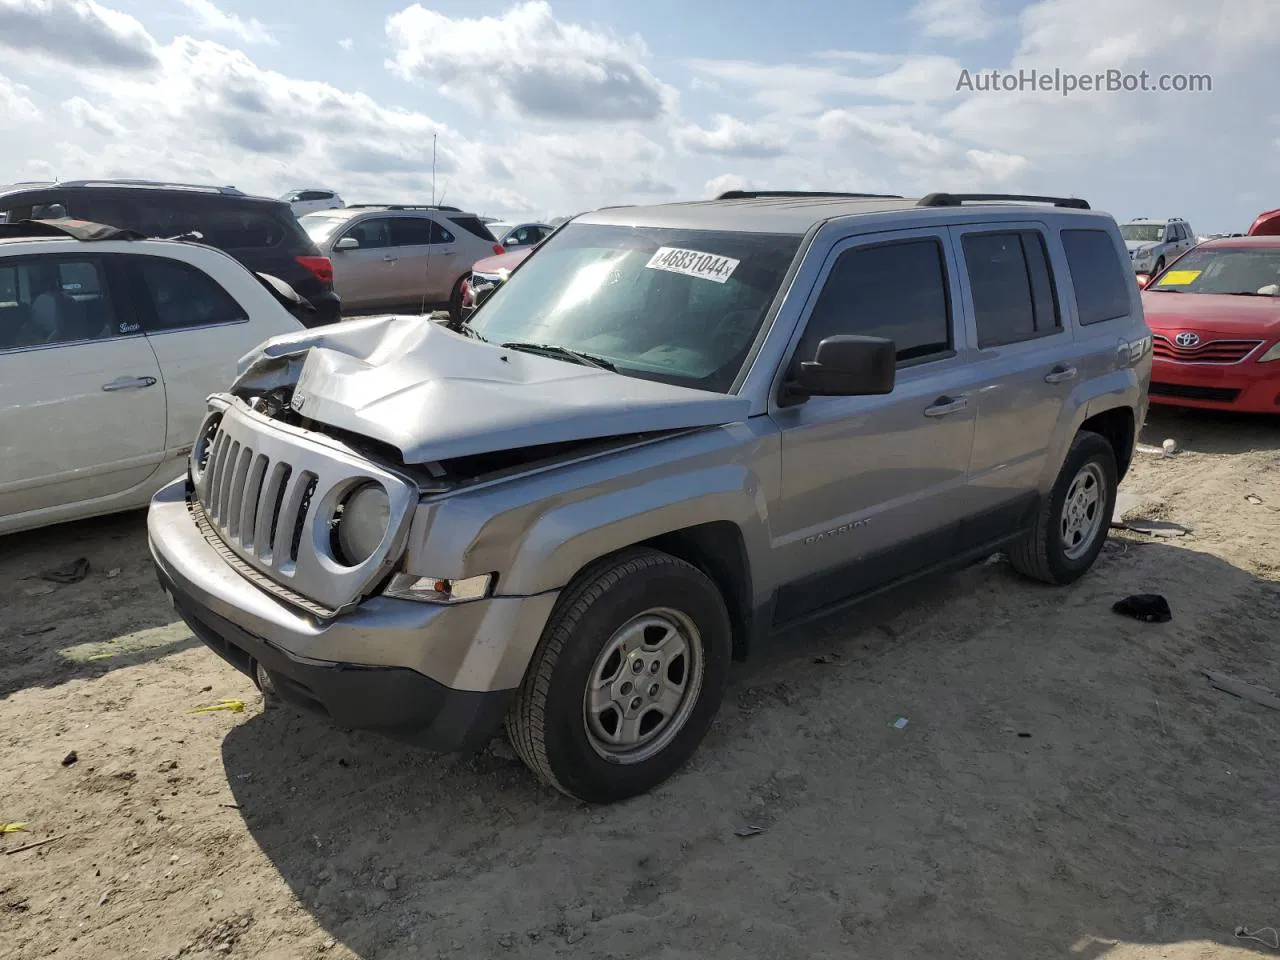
[492,243,505,255]
[295,255,333,285]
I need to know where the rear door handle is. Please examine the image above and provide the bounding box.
[102,376,156,392]
[1044,365,1077,384]
[383,255,399,263]
[924,395,968,417]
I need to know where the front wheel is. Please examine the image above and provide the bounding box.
[1008,430,1118,585]
[1152,256,1166,276]
[505,548,732,804]
[447,275,467,324]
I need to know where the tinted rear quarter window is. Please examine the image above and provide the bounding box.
[449,216,497,242]
[1060,229,1132,325]
[802,238,953,365]
[80,194,310,251]
[135,257,248,331]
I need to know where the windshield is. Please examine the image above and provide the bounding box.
[1120,223,1165,243]
[1150,247,1280,295]
[466,222,802,393]
[298,213,348,244]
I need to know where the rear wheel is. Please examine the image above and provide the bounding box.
[505,548,731,804]
[1009,430,1117,585]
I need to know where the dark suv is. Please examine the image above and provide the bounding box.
[0,180,341,326]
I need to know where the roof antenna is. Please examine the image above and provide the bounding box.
[432,133,437,206]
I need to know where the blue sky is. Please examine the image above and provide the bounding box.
[0,0,1273,231]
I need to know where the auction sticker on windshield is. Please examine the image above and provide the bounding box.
[1157,269,1202,286]
[646,247,740,284]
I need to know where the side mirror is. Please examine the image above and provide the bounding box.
[334,236,359,251]
[788,335,896,399]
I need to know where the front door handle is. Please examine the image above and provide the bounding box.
[924,395,968,417]
[1044,365,1077,384]
[383,255,399,263]
[102,376,157,392]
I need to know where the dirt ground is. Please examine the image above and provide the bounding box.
[2,406,1278,960]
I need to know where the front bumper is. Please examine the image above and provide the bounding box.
[148,479,560,751]
[1149,358,1280,414]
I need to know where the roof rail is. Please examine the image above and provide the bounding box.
[56,179,245,196]
[344,203,464,212]
[717,190,905,201]
[917,192,1090,210]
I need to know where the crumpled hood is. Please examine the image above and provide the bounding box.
[232,315,750,464]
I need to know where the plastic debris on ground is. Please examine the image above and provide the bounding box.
[191,699,247,715]
[1112,594,1172,623]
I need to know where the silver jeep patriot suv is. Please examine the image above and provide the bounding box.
[148,190,1152,804]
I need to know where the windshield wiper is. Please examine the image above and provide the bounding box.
[500,341,616,371]
[1223,291,1276,297]
[455,321,488,342]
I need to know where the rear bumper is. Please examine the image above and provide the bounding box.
[147,479,560,751]
[306,291,342,327]
[1149,358,1280,414]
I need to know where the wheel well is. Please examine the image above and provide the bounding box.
[1080,406,1135,481]
[641,522,753,661]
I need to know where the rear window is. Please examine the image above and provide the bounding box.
[1060,229,1132,325]
[448,216,497,242]
[78,195,305,250]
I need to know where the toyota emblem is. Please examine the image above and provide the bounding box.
[1174,331,1201,347]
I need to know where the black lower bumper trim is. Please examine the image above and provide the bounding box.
[159,567,511,753]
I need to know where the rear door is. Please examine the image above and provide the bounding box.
[388,216,437,307]
[949,222,1075,537]
[423,217,462,301]
[770,227,982,621]
[125,252,259,459]
[0,251,166,520]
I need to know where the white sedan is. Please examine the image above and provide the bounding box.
[0,228,304,536]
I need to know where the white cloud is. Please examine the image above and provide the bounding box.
[385,0,675,122]
[909,0,997,42]
[338,37,352,51]
[703,174,760,198]
[673,114,787,158]
[0,73,39,123]
[0,0,157,70]
[816,109,950,164]
[178,0,275,46]
[62,95,125,136]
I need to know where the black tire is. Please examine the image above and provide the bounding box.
[1153,256,1166,276]
[505,548,732,804]
[447,275,467,325]
[1008,430,1118,585]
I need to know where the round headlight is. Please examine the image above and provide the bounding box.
[336,482,390,566]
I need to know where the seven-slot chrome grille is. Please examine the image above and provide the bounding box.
[190,396,418,615]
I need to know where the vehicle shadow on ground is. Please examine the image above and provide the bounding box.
[0,511,194,698]
[222,539,1280,959]
[1142,405,1280,455]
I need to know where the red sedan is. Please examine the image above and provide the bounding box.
[1141,236,1280,414]
[459,247,532,318]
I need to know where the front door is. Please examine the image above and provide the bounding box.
[770,228,980,622]
[331,217,395,310]
[0,253,166,522]
[948,223,1075,535]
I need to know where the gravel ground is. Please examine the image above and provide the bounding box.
[2,406,1278,960]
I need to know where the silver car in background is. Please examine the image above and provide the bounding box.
[299,205,504,318]
[483,220,554,249]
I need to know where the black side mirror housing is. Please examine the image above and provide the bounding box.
[787,335,896,400]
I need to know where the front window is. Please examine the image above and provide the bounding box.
[1149,246,1280,295]
[466,223,802,393]
[299,213,350,244]
[1120,223,1165,243]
